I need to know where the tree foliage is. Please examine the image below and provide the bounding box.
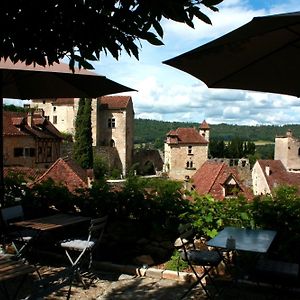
[135,119,300,145]
[209,137,256,159]
[1,0,223,69]
[73,98,93,169]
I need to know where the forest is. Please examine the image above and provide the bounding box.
[134,118,300,160]
[134,118,300,145]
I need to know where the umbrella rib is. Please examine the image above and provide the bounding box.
[211,34,300,88]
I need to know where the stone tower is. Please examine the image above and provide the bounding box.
[96,96,134,176]
[274,129,300,171]
[199,120,210,142]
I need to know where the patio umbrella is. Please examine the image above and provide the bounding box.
[163,11,300,97]
[0,59,135,206]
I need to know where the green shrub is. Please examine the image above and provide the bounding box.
[165,250,188,272]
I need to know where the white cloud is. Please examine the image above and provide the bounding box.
[5,1,300,127]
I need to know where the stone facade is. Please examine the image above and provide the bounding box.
[30,98,78,136]
[96,96,134,176]
[30,96,134,175]
[274,129,300,171]
[164,121,209,180]
[252,161,271,195]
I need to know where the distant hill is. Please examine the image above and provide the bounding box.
[134,118,300,145]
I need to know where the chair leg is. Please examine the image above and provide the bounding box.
[67,267,76,300]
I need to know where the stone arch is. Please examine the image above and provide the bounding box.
[142,160,156,175]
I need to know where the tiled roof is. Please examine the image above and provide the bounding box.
[258,160,300,191]
[33,157,90,193]
[4,167,46,183]
[166,127,208,144]
[99,96,131,109]
[31,98,75,106]
[3,111,63,139]
[200,120,210,129]
[192,161,253,200]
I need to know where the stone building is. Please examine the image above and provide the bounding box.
[164,120,209,180]
[252,130,300,196]
[252,160,300,196]
[96,96,134,176]
[274,129,300,172]
[3,110,63,169]
[30,95,134,175]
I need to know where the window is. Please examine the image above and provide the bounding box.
[14,148,35,157]
[108,118,116,128]
[14,148,23,157]
[187,145,193,155]
[53,115,57,124]
[47,146,52,158]
[298,148,300,156]
[110,139,115,147]
[186,161,194,169]
[45,116,50,121]
[53,106,56,112]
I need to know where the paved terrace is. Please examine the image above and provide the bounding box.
[5,259,300,300]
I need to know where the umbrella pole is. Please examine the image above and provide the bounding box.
[0,77,3,207]
[0,99,3,208]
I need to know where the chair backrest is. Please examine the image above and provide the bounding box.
[88,215,108,247]
[1,205,24,225]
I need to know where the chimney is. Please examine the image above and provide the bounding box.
[265,166,271,176]
[286,129,292,137]
[27,111,33,127]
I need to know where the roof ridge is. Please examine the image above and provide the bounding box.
[34,157,63,184]
[209,162,226,191]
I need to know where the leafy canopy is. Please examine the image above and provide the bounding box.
[1,0,223,70]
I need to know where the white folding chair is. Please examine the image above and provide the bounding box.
[60,215,108,299]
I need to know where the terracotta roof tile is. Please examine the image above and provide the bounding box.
[192,161,253,200]
[32,98,75,106]
[200,120,210,129]
[3,111,63,139]
[33,157,89,193]
[99,96,131,109]
[4,167,46,183]
[258,160,300,192]
[166,127,208,144]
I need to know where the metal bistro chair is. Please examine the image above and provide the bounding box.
[1,205,36,258]
[60,215,108,299]
[175,224,223,299]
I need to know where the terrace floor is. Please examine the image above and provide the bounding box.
[5,261,300,300]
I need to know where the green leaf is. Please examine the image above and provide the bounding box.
[201,0,223,6]
[153,20,164,38]
[141,32,164,46]
[191,8,212,25]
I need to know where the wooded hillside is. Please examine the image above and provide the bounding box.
[134,118,300,145]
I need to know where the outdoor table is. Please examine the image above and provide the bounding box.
[0,255,35,299]
[207,227,277,253]
[11,213,91,262]
[12,213,91,232]
[207,227,277,284]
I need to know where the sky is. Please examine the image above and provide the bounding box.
[5,0,300,125]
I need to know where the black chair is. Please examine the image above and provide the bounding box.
[1,205,36,258]
[175,224,223,299]
[254,257,299,289]
[60,215,108,300]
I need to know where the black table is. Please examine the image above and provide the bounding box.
[207,227,277,253]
